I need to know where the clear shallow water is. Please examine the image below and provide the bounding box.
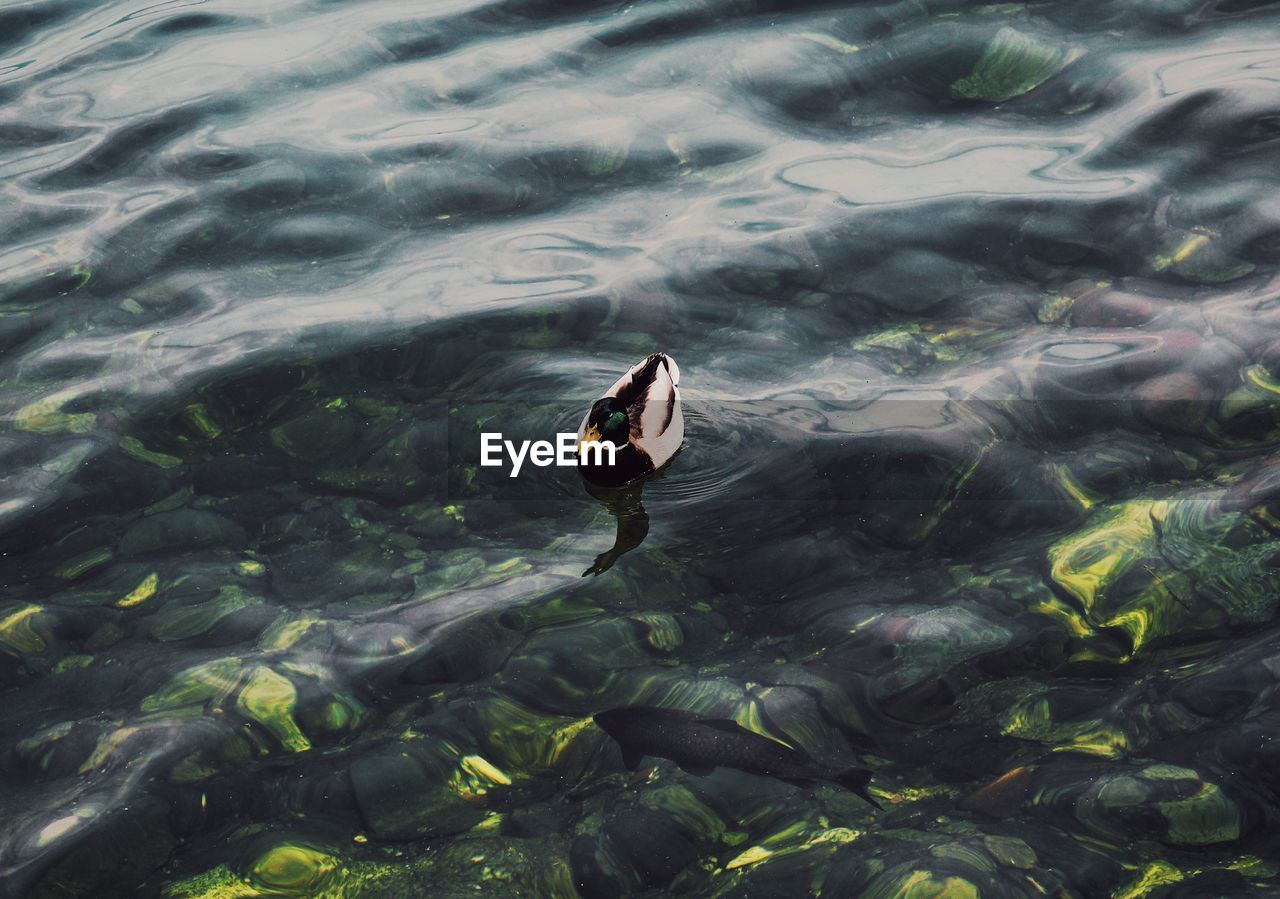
[5,0,1280,895]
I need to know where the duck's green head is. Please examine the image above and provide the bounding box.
[581,397,630,449]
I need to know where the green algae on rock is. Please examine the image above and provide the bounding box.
[148,587,262,642]
[248,843,340,896]
[120,436,183,470]
[237,666,311,752]
[950,28,1080,103]
[0,603,54,656]
[348,740,509,840]
[1047,492,1280,656]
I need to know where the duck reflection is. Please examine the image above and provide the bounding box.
[582,480,649,576]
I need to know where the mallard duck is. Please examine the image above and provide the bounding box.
[576,352,683,488]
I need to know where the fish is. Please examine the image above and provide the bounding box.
[592,706,881,809]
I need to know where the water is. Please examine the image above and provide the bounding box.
[4,0,1280,895]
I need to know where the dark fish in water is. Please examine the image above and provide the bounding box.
[593,706,881,809]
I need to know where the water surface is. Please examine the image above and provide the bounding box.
[5,0,1280,896]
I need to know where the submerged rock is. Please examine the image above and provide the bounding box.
[1046,492,1280,657]
[1030,762,1256,848]
[349,744,488,840]
[269,405,358,462]
[146,586,262,642]
[120,509,246,556]
[246,842,339,896]
[3,795,175,899]
[237,666,311,753]
[1132,372,1214,435]
[571,804,703,897]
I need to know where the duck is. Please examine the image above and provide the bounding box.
[576,352,683,488]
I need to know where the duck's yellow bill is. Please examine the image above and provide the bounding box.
[577,426,602,458]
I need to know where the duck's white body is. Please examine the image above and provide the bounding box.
[577,353,683,486]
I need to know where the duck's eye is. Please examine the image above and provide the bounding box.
[605,411,628,431]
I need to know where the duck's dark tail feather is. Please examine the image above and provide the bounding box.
[837,768,882,810]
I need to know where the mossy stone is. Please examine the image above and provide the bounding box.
[269,406,357,462]
[120,509,246,556]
